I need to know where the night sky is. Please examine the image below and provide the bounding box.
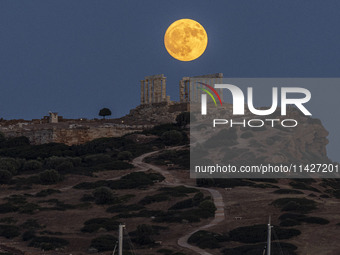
[1,0,340,121]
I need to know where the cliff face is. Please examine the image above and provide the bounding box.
[191,106,331,164]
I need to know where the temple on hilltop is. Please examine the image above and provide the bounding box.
[0,73,224,146]
[139,73,223,105]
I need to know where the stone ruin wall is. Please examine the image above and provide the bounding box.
[2,124,148,146]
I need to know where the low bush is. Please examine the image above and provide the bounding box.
[271,197,317,213]
[117,151,133,161]
[74,172,164,190]
[229,224,300,243]
[90,235,117,252]
[0,170,12,184]
[188,230,229,249]
[19,203,40,214]
[21,219,43,230]
[289,182,320,193]
[22,160,42,171]
[130,224,168,246]
[0,203,18,214]
[39,169,61,184]
[35,189,61,197]
[273,189,304,194]
[29,236,69,250]
[0,224,20,239]
[22,230,36,241]
[158,186,199,196]
[222,242,297,255]
[92,187,116,205]
[107,204,144,213]
[0,217,16,224]
[139,193,169,205]
[279,213,329,225]
[81,218,119,233]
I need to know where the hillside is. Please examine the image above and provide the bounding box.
[0,115,339,255]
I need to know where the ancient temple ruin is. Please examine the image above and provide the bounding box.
[140,74,170,104]
[140,73,224,105]
[179,73,223,103]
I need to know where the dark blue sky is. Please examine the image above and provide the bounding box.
[1,0,340,120]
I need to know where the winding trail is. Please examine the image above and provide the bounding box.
[132,150,225,255]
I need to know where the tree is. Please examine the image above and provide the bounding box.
[39,170,61,185]
[98,108,112,119]
[176,112,196,127]
[117,151,133,161]
[161,130,183,145]
[92,187,115,205]
[0,132,5,143]
[0,170,12,184]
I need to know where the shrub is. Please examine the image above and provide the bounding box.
[21,219,43,230]
[199,200,217,214]
[81,218,119,233]
[139,193,169,205]
[222,243,298,255]
[0,203,18,214]
[55,161,73,172]
[90,235,117,252]
[117,151,133,161]
[29,236,69,250]
[23,160,42,171]
[133,224,155,245]
[176,112,191,127]
[92,187,115,205]
[279,213,329,225]
[0,157,20,174]
[0,225,20,239]
[19,203,40,214]
[80,194,95,202]
[158,186,198,196]
[188,230,229,249]
[39,170,61,184]
[280,219,301,227]
[273,189,304,194]
[229,224,300,243]
[83,154,112,165]
[0,170,12,184]
[107,204,144,213]
[271,197,317,213]
[22,230,36,241]
[0,217,16,224]
[161,130,183,145]
[289,181,320,193]
[35,189,61,197]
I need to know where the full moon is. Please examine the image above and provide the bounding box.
[164,19,208,61]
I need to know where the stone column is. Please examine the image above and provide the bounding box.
[185,80,189,102]
[151,79,155,103]
[189,80,192,102]
[148,79,152,103]
[140,80,145,104]
[161,78,166,102]
[156,78,161,103]
[179,80,185,102]
[144,80,148,104]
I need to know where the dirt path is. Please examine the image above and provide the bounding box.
[132,149,225,255]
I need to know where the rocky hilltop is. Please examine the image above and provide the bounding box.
[191,104,330,165]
